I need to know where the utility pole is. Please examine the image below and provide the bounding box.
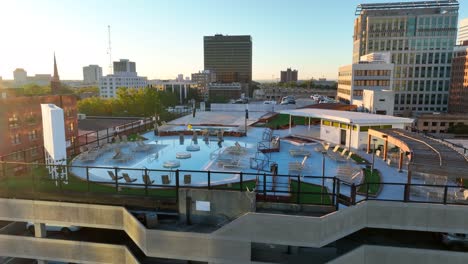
[107,25,113,75]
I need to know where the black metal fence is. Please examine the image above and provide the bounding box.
[0,118,156,164]
[0,160,466,210]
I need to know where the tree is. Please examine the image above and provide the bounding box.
[77,97,112,116]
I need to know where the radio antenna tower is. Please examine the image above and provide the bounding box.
[107,25,113,74]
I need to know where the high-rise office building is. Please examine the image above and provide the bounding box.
[457,18,468,44]
[353,1,459,115]
[204,34,252,83]
[448,41,468,113]
[280,68,298,83]
[83,65,103,85]
[113,59,136,74]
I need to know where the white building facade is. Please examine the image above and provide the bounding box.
[83,65,102,85]
[99,59,147,98]
[338,53,394,109]
[457,17,468,44]
[361,89,395,115]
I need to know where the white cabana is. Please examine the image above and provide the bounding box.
[279,109,413,150]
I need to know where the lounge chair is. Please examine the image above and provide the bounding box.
[331,145,340,153]
[223,159,242,169]
[184,174,191,185]
[107,170,123,181]
[161,175,171,185]
[122,173,137,183]
[288,156,308,173]
[142,174,154,185]
[375,149,381,157]
[133,141,151,152]
[346,151,353,160]
[225,142,246,155]
[111,148,132,162]
[340,148,348,157]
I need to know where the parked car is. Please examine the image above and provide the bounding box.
[280,96,296,105]
[441,233,468,249]
[310,94,321,101]
[26,222,81,235]
[233,98,248,104]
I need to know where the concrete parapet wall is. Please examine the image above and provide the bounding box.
[0,234,138,264]
[330,245,468,264]
[1,199,468,263]
[178,188,255,225]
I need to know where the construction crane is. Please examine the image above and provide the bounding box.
[107,25,112,75]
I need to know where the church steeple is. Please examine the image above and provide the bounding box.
[53,52,59,80]
[51,52,61,94]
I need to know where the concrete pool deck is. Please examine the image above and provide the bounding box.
[167,111,268,127]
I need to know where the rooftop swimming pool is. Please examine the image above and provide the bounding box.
[70,128,361,194]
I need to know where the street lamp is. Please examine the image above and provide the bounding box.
[321,150,327,203]
[371,138,378,172]
[245,104,249,136]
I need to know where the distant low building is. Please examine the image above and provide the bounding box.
[13,68,28,86]
[280,68,298,83]
[99,59,147,98]
[192,70,217,100]
[415,113,468,134]
[311,78,337,87]
[148,80,194,104]
[83,65,102,85]
[208,82,242,101]
[255,86,337,101]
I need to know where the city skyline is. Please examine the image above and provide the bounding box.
[1,0,467,82]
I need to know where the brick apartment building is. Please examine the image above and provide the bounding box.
[0,95,78,161]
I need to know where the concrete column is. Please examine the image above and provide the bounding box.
[383,139,388,161]
[179,86,183,104]
[398,151,404,172]
[34,223,46,238]
[35,223,47,264]
[367,134,371,153]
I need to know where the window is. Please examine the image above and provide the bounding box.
[11,134,21,145]
[8,114,19,128]
[423,122,429,126]
[25,112,37,124]
[28,130,38,141]
[432,122,437,126]
[31,148,39,157]
[440,122,446,127]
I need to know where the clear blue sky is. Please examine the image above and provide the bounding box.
[0,0,466,81]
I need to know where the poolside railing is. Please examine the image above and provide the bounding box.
[0,160,467,210]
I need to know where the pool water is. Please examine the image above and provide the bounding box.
[70,128,360,193]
